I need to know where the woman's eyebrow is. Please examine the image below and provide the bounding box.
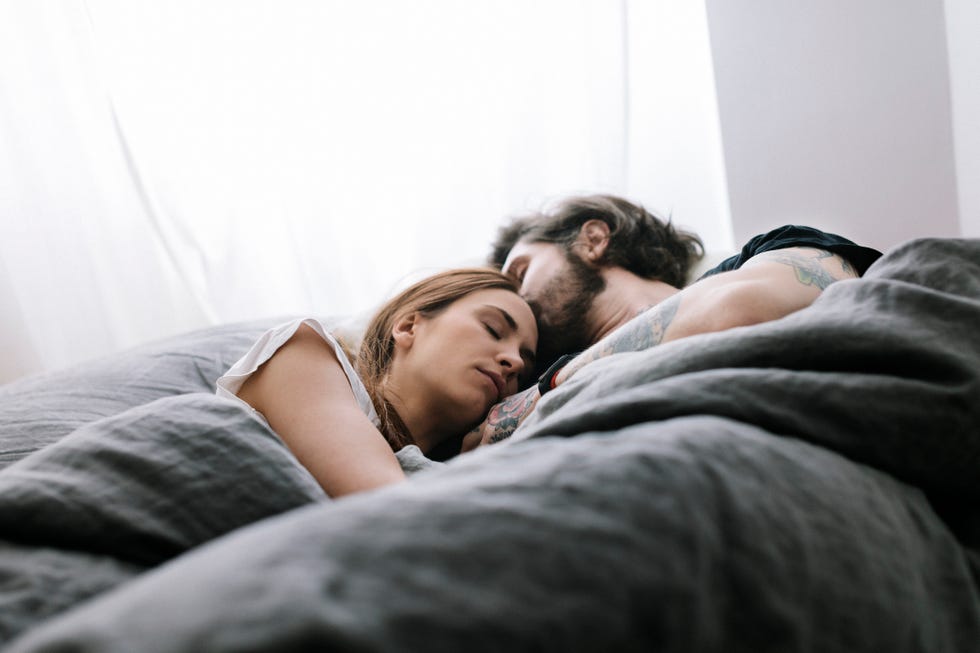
[483,305,536,367]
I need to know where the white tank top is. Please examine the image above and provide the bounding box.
[215,317,380,428]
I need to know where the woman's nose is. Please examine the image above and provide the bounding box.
[498,346,524,379]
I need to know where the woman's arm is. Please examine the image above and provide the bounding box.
[238,324,405,498]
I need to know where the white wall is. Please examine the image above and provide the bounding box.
[705,0,961,252]
[945,0,980,238]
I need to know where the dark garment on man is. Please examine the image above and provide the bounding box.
[698,225,883,281]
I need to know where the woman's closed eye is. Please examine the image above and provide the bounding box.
[484,323,501,339]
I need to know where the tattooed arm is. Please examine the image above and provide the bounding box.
[461,247,857,450]
[459,386,540,452]
[555,246,856,385]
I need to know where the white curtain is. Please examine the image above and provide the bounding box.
[0,0,731,382]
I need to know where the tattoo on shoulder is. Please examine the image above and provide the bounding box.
[567,294,681,375]
[610,294,680,354]
[761,249,841,290]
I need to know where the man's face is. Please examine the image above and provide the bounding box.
[501,239,605,369]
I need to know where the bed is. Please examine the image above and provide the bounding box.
[0,237,977,652]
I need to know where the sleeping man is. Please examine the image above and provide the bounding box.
[462,193,883,450]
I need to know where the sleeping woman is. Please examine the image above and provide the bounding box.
[216,268,537,498]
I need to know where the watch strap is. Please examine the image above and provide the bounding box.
[536,353,578,396]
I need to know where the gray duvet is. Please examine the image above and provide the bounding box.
[0,238,977,652]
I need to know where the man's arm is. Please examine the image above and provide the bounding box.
[463,247,858,450]
[556,246,855,384]
[459,386,540,452]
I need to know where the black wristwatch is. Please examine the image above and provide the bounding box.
[536,354,578,396]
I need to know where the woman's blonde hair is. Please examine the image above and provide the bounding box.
[357,267,521,450]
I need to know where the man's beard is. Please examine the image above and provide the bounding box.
[530,251,605,377]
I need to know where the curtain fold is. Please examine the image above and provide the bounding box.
[0,1,213,382]
[1,0,730,382]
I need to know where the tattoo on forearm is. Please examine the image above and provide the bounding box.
[484,388,539,444]
[762,249,840,290]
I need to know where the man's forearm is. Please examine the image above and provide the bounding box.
[460,385,541,451]
[485,387,540,444]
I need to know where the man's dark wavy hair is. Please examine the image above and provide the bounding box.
[490,194,705,288]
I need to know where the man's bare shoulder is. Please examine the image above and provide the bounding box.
[739,246,860,288]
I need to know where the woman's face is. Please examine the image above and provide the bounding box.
[391,288,537,435]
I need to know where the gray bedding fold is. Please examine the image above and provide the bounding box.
[2,238,978,652]
[0,319,276,470]
[0,394,325,642]
[8,419,978,653]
